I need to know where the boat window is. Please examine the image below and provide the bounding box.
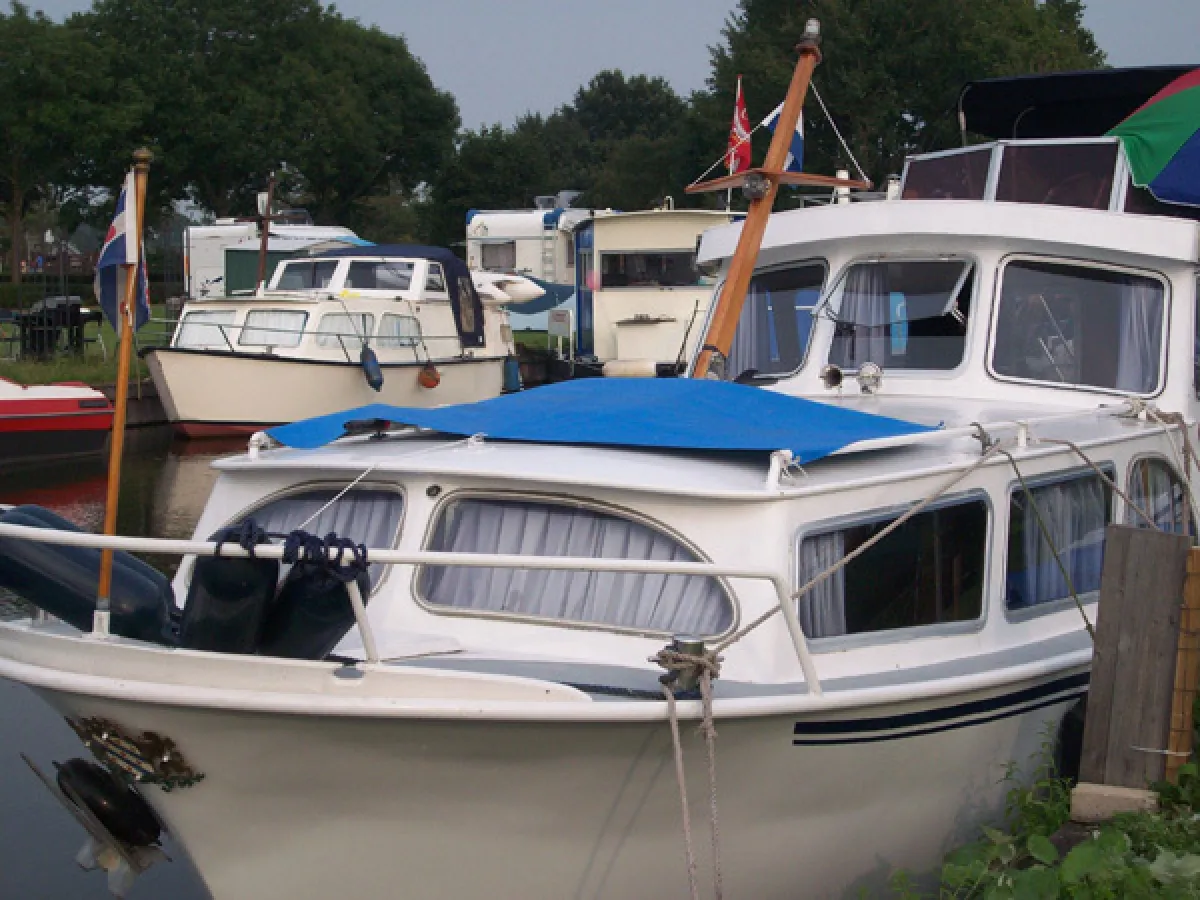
[995,143,1117,210]
[425,263,447,293]
[795,496,987,639]
[902,147,992,200]
[419,497,734,636]
[175,309,235,349]
[1006,472,1111,611]
[992,260,1165,393]
[238,310,308,348]
[314,313,375,354]
[1125,180,1200,223]
[827,259,973,371]
[728,262,825,379]
[275,260,339,291]
[345,261,414,292]
[481,242,516,271]
[1128,458,1194,537]
[600,251,700,288]
[377,314,421,348]
[237,488,403,591]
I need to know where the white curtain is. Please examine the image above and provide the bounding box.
[1115,278,1164,393]
[1011,478,1107,610]
[727,287,771,378]
[239,310,307,347]
[378,314,421,349]
[420,499,733,635]
[176,310,235,349]
[796,531,847,638]
[1129,459,1189,534]
[833,264,889,368]
[242,489,404,589]
[315,313,375,354]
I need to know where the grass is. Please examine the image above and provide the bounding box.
[0,305,173,387]
[513,329,553,352]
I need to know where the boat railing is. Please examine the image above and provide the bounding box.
[0,522,822,696]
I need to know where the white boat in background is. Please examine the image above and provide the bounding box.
[145,245,539,437]
[4,49,1200,899]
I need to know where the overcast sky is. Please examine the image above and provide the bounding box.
[25,0,1200,129]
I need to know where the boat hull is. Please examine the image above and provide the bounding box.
[144,349,507,438]
[0,396,112,466]
[24,672,1084,900]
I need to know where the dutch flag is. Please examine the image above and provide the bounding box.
[761,102,805,173]
[94,170,150,334]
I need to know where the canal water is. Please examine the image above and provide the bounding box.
[0,431,234,899]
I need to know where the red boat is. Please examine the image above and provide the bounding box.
[0,377,113,466]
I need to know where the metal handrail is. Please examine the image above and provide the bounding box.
[0,522,821,696]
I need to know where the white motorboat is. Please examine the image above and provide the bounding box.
[145,245,539,437]
[4,52,1200,899]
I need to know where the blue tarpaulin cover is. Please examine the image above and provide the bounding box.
[267,379,935,463]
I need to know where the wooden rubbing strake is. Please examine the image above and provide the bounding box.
[1079,525,1191,788]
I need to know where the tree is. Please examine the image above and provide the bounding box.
[706,0,1106,191]
[0,3,100,283]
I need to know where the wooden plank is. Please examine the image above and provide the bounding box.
[1167,548,1200,781]
[1081,526,1190,788]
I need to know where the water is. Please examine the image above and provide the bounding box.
[0,432,240,899]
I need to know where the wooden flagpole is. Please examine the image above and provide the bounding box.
[256,171,276,293]
[692,21,824,380]
[95,147,152,628]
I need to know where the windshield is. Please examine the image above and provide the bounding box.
[273,260,338,291]
[727,262,825,380]
[827,259,973,371]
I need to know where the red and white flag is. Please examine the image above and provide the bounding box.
[727,75,752,175]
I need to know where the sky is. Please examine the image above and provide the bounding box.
[24,0,1200,130]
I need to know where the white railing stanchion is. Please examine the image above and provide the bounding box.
[344,579,379,665]
[771,575,822,696]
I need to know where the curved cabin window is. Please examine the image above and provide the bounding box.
[275,260,338,291]
[727,262,825,380]
[175,310,235,349]
[419,498,734,636]
[377,314,421,348]
[238,488,404,591]
[827,259,973,371]
[992,261,1165,393]
[600,251,700,288]
[1128,458,1194,536]
[901,147,992,200]
[345,261,414,292]
[795,497,987,640]
[315,313,375,354]
[238,310,307,348]
[995,142,1117,210]
[1006,472,1111,611]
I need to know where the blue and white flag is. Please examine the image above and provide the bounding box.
[761,102,805,173]
[94,170,149,333]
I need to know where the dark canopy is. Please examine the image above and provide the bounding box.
[316,244,485,347]
[959,67,1197,140]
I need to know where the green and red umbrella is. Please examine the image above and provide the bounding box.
[1109,68,1200,206]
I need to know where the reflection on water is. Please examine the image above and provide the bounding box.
[0,430,234,899]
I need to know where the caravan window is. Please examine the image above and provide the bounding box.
[600,251,700,288]
[992,260,1165,393]
[727,262,826,379]
[827,259,974,371]
[418,497,734,636]
[1006,472,1112,611]
[795,497,987,640]
[481,242,517,271]
[345,261,414,291]
[275,260,338,291]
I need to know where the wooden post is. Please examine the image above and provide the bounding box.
[96,148,153,618]
[1079,526,1191,788]
[1167,548,1200,781]
[691,21,822,380]
[256,172,276,293]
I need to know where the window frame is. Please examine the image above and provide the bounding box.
[480,241,518,272]
[412,489,739,639]
[236,309,310,348]
[314,312,376,353]
[377,312,423,349]
[986,253,1171,398]
[791,489,993,651]
[819,253,980,377]
[597,248,704,290]
[343,259,416,293]
[1124,453,1196,537]
[174,309,236,350]
[1002,464,1115,624]
[270,259,342,293]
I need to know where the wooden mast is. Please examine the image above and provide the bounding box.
[690,19,864,379]
[256,172,277,293]
[95,148,152,627]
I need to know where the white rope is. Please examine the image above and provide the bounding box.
[687,121,771,188]
[296,464,378,531]
[810,82,869,185]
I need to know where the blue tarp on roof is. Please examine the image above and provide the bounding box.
[266,379,935,463]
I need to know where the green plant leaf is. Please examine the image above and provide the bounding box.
[1146,849,1200,883]
[1061,841,1106,884]
[1010,866,1060,900]
[1027,834,1059,865]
